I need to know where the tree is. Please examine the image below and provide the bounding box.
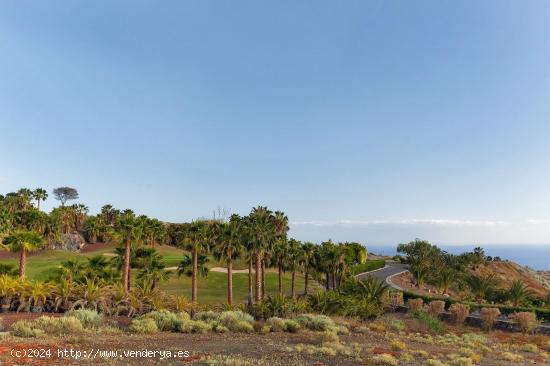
[466,274,499,302]
[507,280,533,307]
[301,242,317,295]
[2,230,46,278]
[53,187,79,207]
[272,238,289,295]
[176,220,208,303]
[212,215,243,305]
[287,238,303,298]
[113,212,143,293]
[248,206,274,303]
[33,188,48,211]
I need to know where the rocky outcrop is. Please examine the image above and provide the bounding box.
[49,231,87,251]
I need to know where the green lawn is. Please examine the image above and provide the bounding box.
[0,244,312,304]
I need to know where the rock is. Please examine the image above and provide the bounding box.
[49,231,87,251]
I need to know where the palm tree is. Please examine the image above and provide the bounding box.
[267,211,288,298]
[507,280,533,307]
[176,220,208,303]
[272,238,289,295]
[113,212,143,293]
[2,230,46,278]
[178,254,209,278]
[287,238,303,298]
[248,206,274,303]
[17,188,33,210]
[301,241,316,295]
[466,274,499,302]
[32,188,48,211]
[436,268,455,295]
[212,215,243,305]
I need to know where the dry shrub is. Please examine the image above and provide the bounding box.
[388,291,404,310]
[508,312,538,334]
[480,308,500,330]
[449,303,470,325]
[407,298,424,314]
[427,301,445,316]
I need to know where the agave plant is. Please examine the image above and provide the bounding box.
[29,281,55,312]
[0,274,19,312]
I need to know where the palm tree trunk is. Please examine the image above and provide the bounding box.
[325,272,330,290]
[37,199,41,211]
[247,256,253,306]
[261,257,266,300]
[227,246,233,305]
[278,264,283,295]
[19,249,27,278]
[304,265,309,295]
[255,251,262,303]
[332,271,336,289]
[192,246,198,303]
[123,240,131,293]
[291,270,296,298]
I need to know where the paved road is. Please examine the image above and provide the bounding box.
[355,263,409,289]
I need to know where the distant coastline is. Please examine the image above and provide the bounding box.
[368,244,550,271]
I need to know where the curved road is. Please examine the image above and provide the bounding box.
[355,263,409,290]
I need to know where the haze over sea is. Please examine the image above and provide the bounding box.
[368,244,550,271]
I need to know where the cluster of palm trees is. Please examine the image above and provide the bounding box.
[2,188,374,309]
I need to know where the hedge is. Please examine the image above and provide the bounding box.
[402,291,550,322]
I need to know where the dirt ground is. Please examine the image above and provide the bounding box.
[1,313,549,366]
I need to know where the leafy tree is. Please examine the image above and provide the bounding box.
[53,187,79,206]
[2,230,46,278]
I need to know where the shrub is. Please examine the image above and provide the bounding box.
[425,360,446,366]
[449,303,470,325]
[501,352,523,362]
[129,318,159,334]
[414,310,444,333]
[508,312,537,333]
[266,317,286,332]
[519,343,538,353]
[65,309,104,328]
[176,320,211,334]
[141,310,190,331]
[479,308,500,330]
[390,319,405,331]
[367,322,386,332]
[231,321,254,333]
[371,354,399,365]
[219,311,254,331]
[293,314,335,331]
[408,298,424,313]
[11,321,44,338]
[427,301,445,316]
[449,357,473,366]
[320,331,339,344]
[283,320,300,333]
[212,324,229,333]
[31,316,83,335]
[194,310,219,323]
[390,339,406,351]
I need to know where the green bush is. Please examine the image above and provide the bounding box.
[11,320,44,338]
[293,314,335,331]
[266,317,286,332]
[284,320,300,333]
[219,310,254,332]
[176,320,211,334]
[65,309,104,328]
[129,318,159,334]
[350,260,386,275]
[194,310,219,323]
[33,316,84,335]
[231,321,254,333]
[140,310,190,331]
[414,310,444,333]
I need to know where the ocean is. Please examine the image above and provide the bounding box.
[367,244,550,271]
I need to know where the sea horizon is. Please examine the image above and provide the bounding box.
[367,244,550,271]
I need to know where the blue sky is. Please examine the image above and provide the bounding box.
[1,1,550,245]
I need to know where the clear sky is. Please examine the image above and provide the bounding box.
[1,1,550,245]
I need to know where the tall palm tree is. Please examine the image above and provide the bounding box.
[17,188,33,210]
[272,238,289,295]
[33,188,48,211]
[176,220,208,303]
[212,215,243,305]
[2,230,46,278]
[287,238,303,298]
[266,211,288,298]
[301,241,317,295]
[113,212,143,293]
[248,206,274,303]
